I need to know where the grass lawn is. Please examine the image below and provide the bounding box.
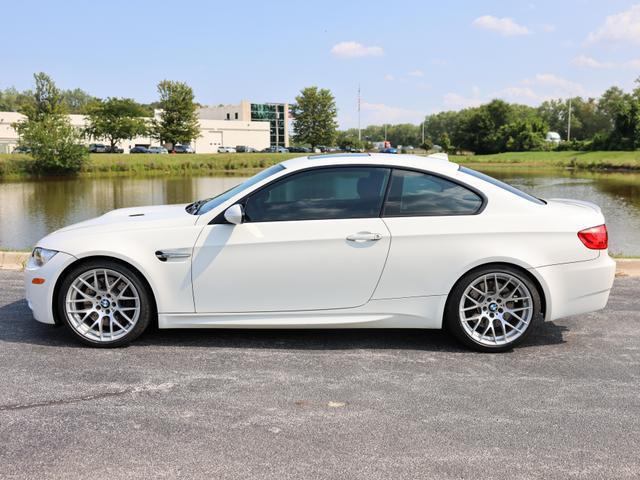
[2,150,640,179]
[452,150,640,170]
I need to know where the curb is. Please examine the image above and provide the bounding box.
[1,251,639,277]
[0,251,29,271]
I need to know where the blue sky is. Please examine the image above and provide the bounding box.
[3,0,640,128]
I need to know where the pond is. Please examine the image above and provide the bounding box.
[1,167,639,255]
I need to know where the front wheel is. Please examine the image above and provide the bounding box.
[57,260,153,347]
[445,266,542,352]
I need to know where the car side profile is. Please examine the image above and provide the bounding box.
[25,153,615,351]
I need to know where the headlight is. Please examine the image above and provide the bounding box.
[31,247,58,268]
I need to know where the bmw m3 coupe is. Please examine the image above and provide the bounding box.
[25,153,615,352]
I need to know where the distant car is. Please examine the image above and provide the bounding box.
[173,145,195,154]
[380,147,398,154]
[89,143,108,153]
[12,146,31,154]
[236,145,257,153]
[105,145,124,154]
[218,146,237,153]
[262,146,289,153]
[148,146,169,154]
[130,146,150,154]
[288,146,311,153]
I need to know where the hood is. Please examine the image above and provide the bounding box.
[50,204,197,236]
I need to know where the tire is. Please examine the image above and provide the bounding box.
[445,265,542,353]
[56,259,153,347]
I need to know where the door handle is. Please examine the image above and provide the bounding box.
[346,232,383,242]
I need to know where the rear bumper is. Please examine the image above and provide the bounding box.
[532,253,616,321]
[24,251,77,325]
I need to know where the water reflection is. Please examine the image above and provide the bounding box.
[0,169,639,255]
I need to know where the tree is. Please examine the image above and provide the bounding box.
[439,132,452,153]
[151,80,200,148]
[61,88,96,114]
[292,86,338,148]
[85,98,149,150]
[14,72,87,173]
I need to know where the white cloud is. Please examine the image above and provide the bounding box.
[361,101,424,124]
[472,15,530,36]
[542,23,556,32]
[330,41,384,58]
[572,55,614,68]
[587,4,640,44]
[383,74,395,81]
[572,54,640,69]
[522,73,584,93]
[407,69,424,77]
[443,87,483,109]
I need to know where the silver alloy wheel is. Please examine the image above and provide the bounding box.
[458,272,533,347]
[64,268,140,342]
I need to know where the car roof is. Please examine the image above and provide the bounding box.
[280,153,458,174]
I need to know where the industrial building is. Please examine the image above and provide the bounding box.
[0,100,289,154]
[198,100,289,149]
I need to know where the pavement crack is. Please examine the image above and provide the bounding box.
[0,382,176,412]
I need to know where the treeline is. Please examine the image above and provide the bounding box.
[12,72,200,173]
[339,79,640,154]
[0,85,157,116]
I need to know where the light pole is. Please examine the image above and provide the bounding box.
[567,97,572,142]
[357,84,362,143]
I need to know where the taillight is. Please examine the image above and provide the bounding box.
[577,224,608,250]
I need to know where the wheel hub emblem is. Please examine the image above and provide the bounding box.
[100,299,110,309]
[488,302,498,312]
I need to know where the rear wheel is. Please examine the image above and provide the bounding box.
[445,266,542,352]
[57,260,152,347]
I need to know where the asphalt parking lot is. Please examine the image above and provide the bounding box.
[1,269,639,479]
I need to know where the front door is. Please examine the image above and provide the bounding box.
[191,166,392,313]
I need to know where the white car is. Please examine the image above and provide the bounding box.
[148,146,169,154]
[24,154,615,351]
[218,146,237,153]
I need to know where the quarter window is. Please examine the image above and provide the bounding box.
[244,167,391,222]
[383,169,483,216]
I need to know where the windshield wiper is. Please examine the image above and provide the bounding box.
[185,198,211,215]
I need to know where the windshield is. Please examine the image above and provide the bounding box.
[459,166,546,205]
[189,164,285,215]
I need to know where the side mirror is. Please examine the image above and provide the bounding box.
[224,204,244,225]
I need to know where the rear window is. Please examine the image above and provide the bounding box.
[459,166,546,205]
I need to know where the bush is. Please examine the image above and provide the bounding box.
[16,115,88,173]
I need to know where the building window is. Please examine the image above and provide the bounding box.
[235,112,238,120]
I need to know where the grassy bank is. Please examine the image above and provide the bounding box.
[452,150,640,170]
[2,150,640,179]
[0,153,301,178]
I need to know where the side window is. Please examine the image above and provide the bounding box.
[383,169,483,216]
[244,167,390,222]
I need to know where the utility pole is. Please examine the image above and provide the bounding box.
[421,121,425,145]
[384,124,387,142]
[357,84,361,142]
[567,97,572,142]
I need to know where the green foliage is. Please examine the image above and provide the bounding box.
[151,80,200,147]
[439,132,452,153]
[85,98,149,148]
[292,86,338,148]
[14,73,87,173]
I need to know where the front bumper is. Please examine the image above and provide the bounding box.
[24,251,77,325]
[532,253,616,321]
